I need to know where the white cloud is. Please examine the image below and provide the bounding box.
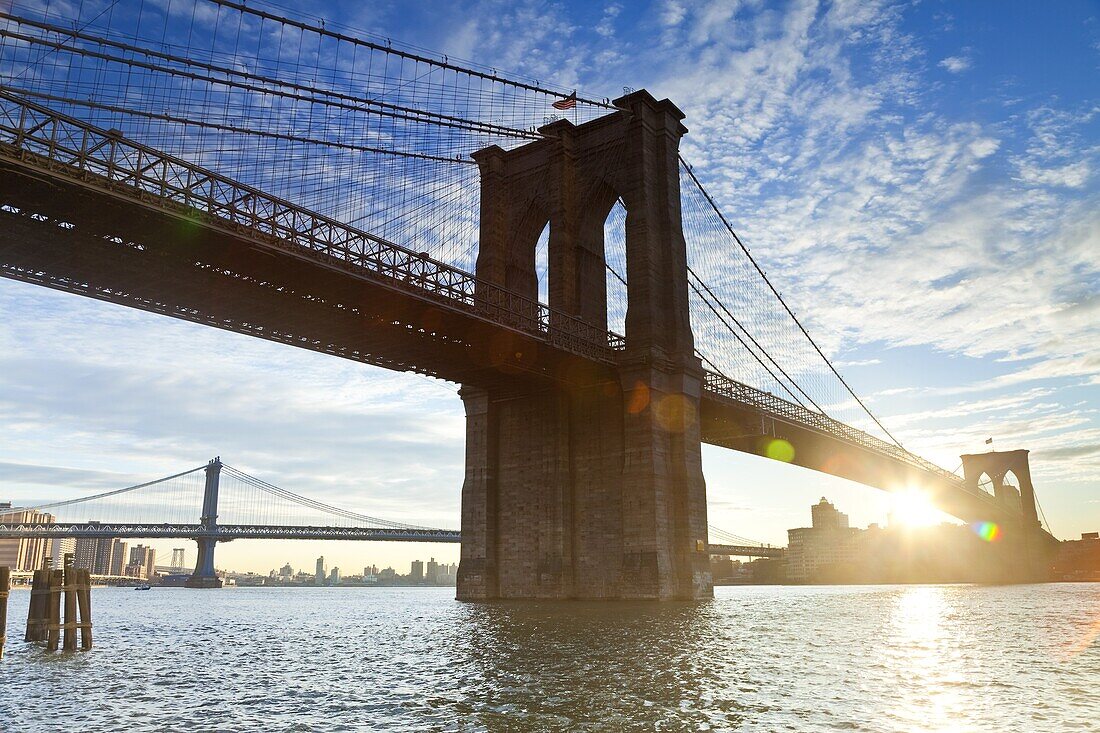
[938,55,971,73]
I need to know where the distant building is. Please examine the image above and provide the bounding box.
[811,497,849,530]
[74,526,124,576]
[786,498,861,583]
[48,537,76,569]
[129,545,157,579]
[279,562,294,579]
[410,560,424,583]
[0,505,55,571]
[315,556,326,585]
[74,530,99,571]
[379,566,396,580]
[329,567,341,584]
[1054,532,1100,581]
[109,540,129,576]
[426,558,439,584]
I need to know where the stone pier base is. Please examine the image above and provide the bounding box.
[457,366,712,601]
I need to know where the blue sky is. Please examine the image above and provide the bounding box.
[0,0,1097,575]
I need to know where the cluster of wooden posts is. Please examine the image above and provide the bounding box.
[0,566,9,659]
[24,555,93,652]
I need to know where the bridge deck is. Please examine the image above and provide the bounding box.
[0,522,776,556]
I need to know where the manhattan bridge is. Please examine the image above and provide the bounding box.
[0,0,1056,598]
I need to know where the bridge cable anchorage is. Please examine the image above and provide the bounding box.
[678,156,908,452]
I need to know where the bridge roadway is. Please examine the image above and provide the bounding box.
[0,93,1023,530]
[0,523,781,557]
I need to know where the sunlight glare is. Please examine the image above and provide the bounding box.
[891,487,942,528]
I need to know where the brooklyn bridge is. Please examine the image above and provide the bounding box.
[0,0,1056,599]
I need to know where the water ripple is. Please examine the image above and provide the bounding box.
[1,584,1098,731]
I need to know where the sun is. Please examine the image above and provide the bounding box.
[890,487,943,528]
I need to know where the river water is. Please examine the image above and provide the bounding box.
[1,584,1097,731]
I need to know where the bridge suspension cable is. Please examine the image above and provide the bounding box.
[708,525,772,548]
[680,159,908,451]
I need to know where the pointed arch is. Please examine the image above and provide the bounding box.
[535,221,550,305]
[603,199,628,336]
[508,198,550,304]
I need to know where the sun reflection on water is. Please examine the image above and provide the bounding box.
[884,587,971,731]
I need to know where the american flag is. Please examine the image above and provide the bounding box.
[552,92,577,110]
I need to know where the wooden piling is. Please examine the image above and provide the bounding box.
[77,569,92,650]
[25,569,48,642]
[45,569,62,652]
[62,560,78,651]
[0,566,9,659]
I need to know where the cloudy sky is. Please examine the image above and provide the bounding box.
[1,0,1097,575]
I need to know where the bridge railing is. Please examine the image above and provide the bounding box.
[0,522,461,542]
[702,370,994,501]
[0,92,622,363]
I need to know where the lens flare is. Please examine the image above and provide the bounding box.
[972,521,1001,542]
[763,438,795,463]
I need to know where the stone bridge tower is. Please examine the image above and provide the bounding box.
[457,90,712,600]
[960,449,1040,528]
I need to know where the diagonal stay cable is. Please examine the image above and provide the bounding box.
[679,156,907,451]
[688,277,808,407]
[687,266,828,416]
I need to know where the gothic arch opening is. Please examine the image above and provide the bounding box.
[976,471,996,496]
[604,198,628,337]
[534,221,550,306]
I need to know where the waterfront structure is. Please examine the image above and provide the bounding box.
[1054,532,1100,581]
[786,498,862,583]
[0,504,54,571]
